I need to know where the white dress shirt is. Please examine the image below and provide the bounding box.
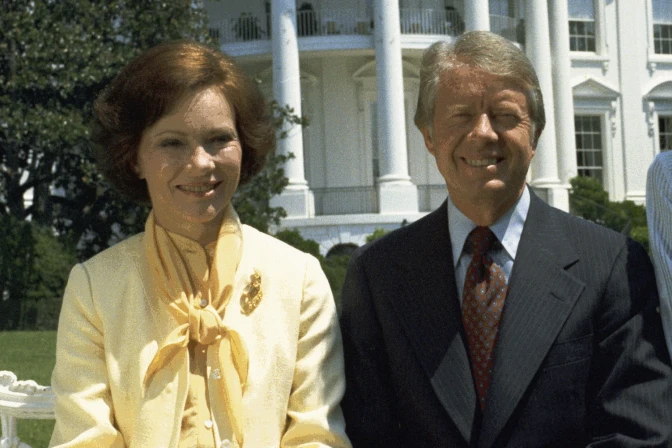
[448,187,530,305]
[646,151,672,359]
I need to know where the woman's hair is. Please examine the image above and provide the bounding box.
[91,40,275,203]
[414,31,545,142]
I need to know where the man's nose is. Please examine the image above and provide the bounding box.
[472,113,498,141]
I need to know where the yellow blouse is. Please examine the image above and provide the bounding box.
[170,236,220,447]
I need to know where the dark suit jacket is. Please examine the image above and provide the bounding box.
[340,192,672,447]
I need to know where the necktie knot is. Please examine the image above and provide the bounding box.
[188,303,225,346]
[468,226,497,259]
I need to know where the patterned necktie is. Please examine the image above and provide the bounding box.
[461,226,508,410]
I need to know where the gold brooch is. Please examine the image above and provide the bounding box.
[240,271,263,315]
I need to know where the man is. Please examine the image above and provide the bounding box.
[647,150,672,360]
[340,31,672,447]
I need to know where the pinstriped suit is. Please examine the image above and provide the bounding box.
[340,191,672,447]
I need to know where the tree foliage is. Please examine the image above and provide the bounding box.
[569,176,649,252]
[0,0,217,259]
[0,215,76,330]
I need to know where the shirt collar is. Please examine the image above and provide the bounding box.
[448,186,530,267]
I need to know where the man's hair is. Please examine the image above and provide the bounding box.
[414,31,545,142]
[91,40,275,203]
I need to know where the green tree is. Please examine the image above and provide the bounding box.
[0,0,217,259]
[233,101,308,233]
[569,176,649,251]
[0,216,76,330]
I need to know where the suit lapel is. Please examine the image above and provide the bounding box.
[478,194,585,448]
[387,202,478,443]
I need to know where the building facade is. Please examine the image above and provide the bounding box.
[206,0,672,255]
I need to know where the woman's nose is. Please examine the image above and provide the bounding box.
[188,145,215,170]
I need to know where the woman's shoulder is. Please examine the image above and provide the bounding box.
[241,225,314,262]
[79,233,145,276]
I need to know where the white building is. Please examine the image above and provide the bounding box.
[206,0,672,255]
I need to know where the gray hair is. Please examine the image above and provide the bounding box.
[414,31,545,143]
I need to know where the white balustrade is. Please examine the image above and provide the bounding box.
[489,14,522,43]
[0,371,54,448]
[212,8,467,43]
[399,8,463,36]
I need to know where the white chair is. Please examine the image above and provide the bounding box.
[0,371,54,448]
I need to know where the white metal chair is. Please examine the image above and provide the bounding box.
[0,371,54,448]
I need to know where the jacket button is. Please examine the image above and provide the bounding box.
[204,419,213,429]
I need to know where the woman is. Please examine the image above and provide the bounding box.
[49,41,351,448]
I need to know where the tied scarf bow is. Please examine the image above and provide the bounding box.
[143,205,247,446]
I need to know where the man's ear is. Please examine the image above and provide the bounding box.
[532,128,542,148]
[421,127,435,155]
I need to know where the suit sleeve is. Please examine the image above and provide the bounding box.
[280,255,352,448]
[646,154,672,360]
[587,239,672,447]
[49,264,125,448]
[339,250,401,447]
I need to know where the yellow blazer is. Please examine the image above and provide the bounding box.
[49,225,351,447]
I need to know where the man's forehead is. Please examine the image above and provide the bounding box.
[438,67,527,98]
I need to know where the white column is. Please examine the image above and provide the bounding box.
[464,0,490,31]
[373,0,418,214]
[616,0,647,202]
[549,0,577,195]
[270,0,314,218]
[525,0,567,211]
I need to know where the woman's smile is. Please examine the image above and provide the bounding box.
[176,181,223,196]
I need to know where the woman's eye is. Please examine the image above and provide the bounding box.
[213,134,235,144]
[159,139,182,148]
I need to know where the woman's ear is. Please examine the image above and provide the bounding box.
[134,162,144,179]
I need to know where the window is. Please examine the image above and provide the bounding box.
[568,0,596,52]
[653,0,672,54]
[660,116,672,151]
[575,115,604,184]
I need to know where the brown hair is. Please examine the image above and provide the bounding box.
[91,40,275,202]
[414,31,545,144]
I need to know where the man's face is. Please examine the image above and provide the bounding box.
[422,66,537,219]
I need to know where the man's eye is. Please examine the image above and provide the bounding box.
[495,113,518,120]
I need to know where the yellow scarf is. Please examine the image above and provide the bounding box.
[143,204,247,446]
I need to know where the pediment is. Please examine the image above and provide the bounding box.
[255,66,318,87]
[645,81,672,100]
[353,59,420,82]
[572,77,620,99]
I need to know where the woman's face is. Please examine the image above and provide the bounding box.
[136,86,242,240]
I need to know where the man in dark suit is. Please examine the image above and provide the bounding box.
[340,31,672,447]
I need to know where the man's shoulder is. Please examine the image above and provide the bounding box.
[81,233,144,272]
[531,198,630,255]
[354,206,446,262]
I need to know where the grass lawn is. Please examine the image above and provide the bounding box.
[0,331,57,448]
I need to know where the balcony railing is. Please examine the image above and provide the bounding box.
[399,8,464,36]
[212,8,473,44]
[490,14,524,44]
[298,8,373,36]
[313,186,378,215]
[417,184,447,212]
[210,13,270,43]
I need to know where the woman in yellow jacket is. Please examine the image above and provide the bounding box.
[49,41,351,448]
